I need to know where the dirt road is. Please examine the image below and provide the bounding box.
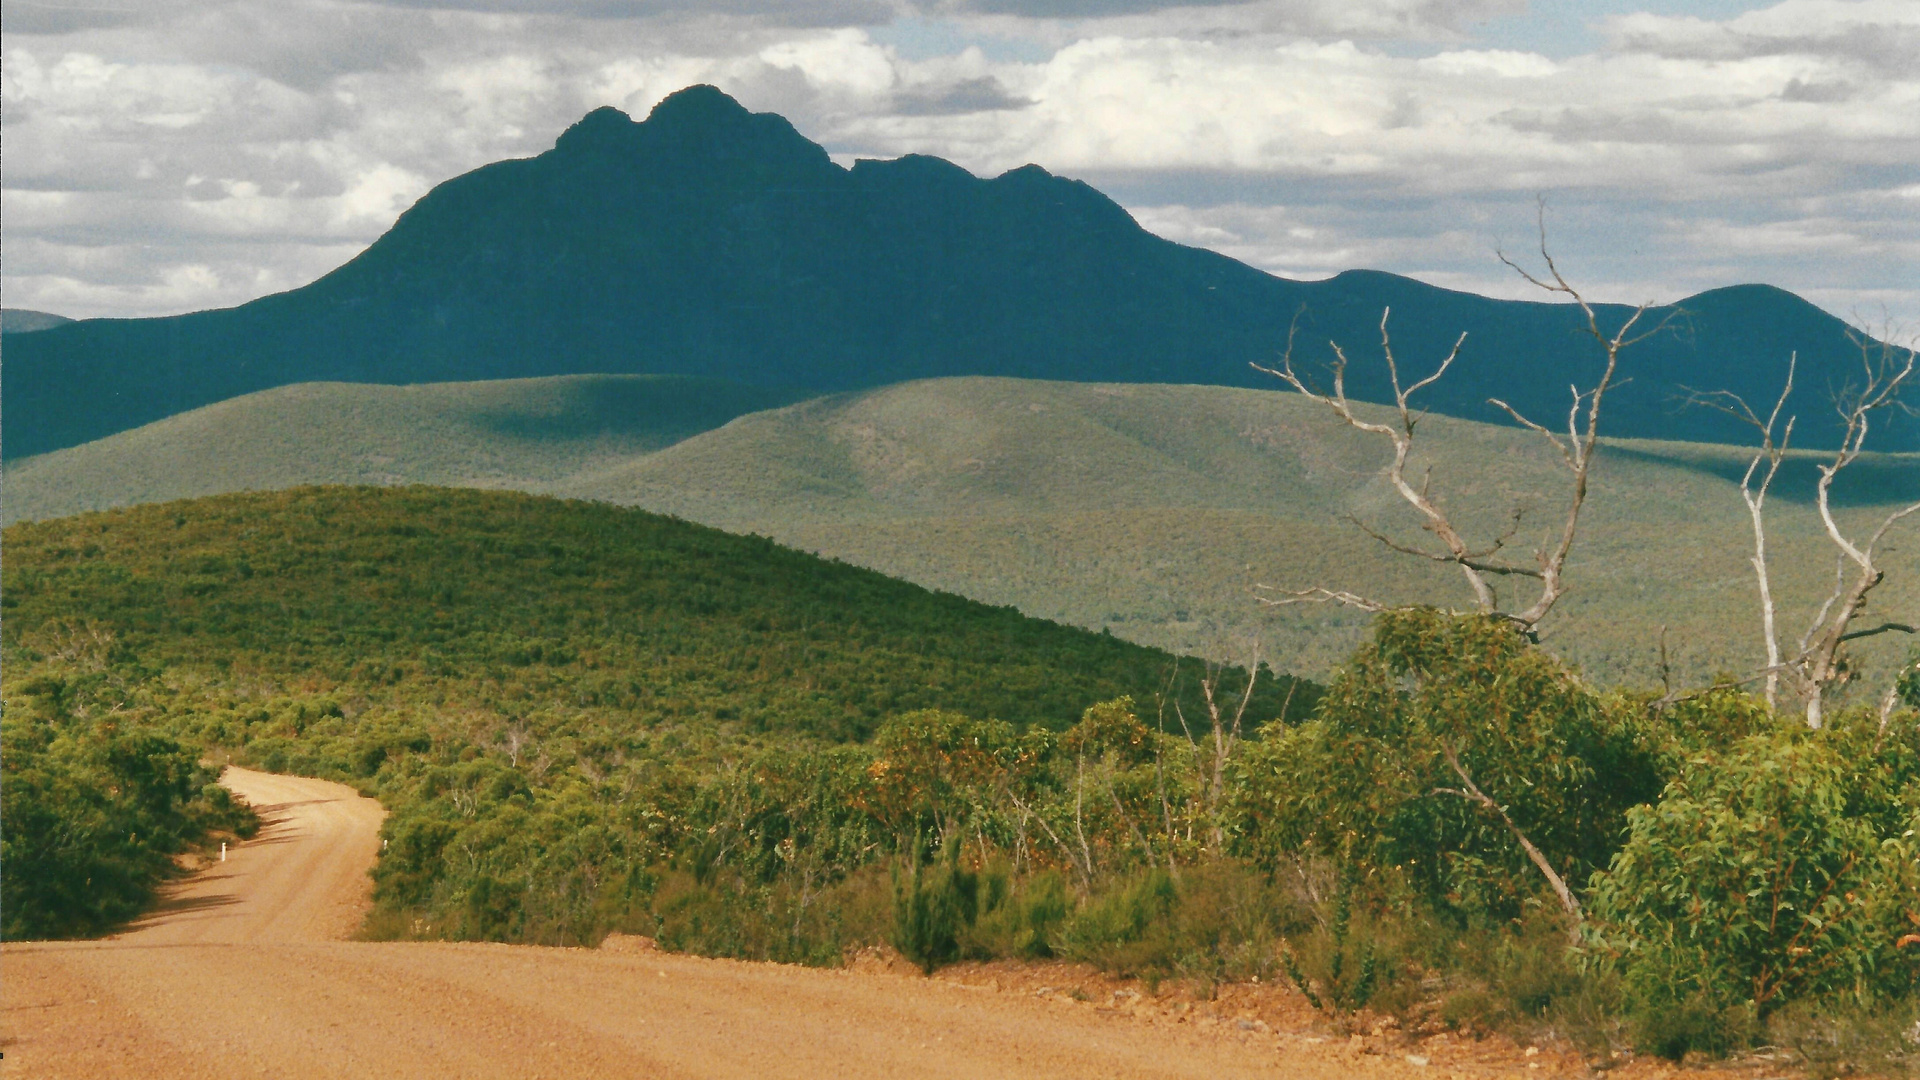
[3,770,1457,1079]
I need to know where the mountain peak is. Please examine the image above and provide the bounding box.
[552,86,835,182]
[645,84,754,128]
[7,89,1898,460]
[553,105,639,154]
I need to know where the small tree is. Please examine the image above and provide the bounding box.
[1165,645,1265,854]
[1588,729,1920,1057]
[1234,609,1662,936]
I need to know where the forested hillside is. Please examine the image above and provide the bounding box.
[2,486,1306,739]
[3,374,795,524]
[1,486,1307,939]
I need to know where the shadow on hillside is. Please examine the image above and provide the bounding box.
[471,376,798,448]
[1609,445,1919,507]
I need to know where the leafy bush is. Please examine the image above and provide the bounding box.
[1,717,256,939]
[1236,609,1664,923]
[1588,725,1920,1059]
[642,865,891,966]
[1051,862,1308,989]
[1277,871,1404,1016]
[962,867,1070,959]
[1768,999,1920,1079]
[1057,868,1179,974]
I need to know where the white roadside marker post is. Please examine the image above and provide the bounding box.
[221,842,227,862]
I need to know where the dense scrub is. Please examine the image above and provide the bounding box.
[2,667,256,938]
[1235,612,1919,1064]
[6,488,1916,1072]
[1,486,1307,943]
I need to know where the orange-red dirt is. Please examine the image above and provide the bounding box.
[3,769,1733,1079]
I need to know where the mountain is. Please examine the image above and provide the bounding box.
[12,374,1913,687]
[1,308,73,334]
[4,86,1907,460]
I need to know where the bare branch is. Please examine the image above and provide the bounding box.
[1256,202,1664,633]
[1255,309,1498,612]
[1344,513,1545,579]
[1487,397,1574,467]
[1431,742,1583,938]
[1683,356,1798,707]
[1784,325,1916,728]
[1837,622,1918,643]
[1490,200,1671,628]
[1197,644,1263,852]
[1253,586,1389,613]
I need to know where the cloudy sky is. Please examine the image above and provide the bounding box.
[4,0,1917,329]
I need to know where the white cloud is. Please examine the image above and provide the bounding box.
[1604,0,1920,69]
[333,162,432,226]
[759,27,897,96]
[1,0,1913,326]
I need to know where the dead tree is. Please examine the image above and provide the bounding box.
[1249,213,1670,929]
[1686,357,1798,709]
[1252,215,1668,631]
[1696,333,1919,728]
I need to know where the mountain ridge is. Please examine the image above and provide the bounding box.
[5,85,1908,459]
[0,308,74,334]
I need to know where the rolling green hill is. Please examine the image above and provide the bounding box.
[9,376,1914,689]
[1,486,1298,742]
[561,378,1919,687]
[2,374,796,523]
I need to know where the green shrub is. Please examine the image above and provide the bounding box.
[1054,862,1305,987]
[1277,872,1402,1015]
[0,722,255,939]
[1058,868,1178,974]
[891,842,981,974]
[1588,728,1920,1059]
[1631,996,1757,1062]
[1768,999,1920,1079]
[963,867,1070,959]
[1235,609,1663,924]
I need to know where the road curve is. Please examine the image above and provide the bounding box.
[127,768,388,946]
[3,770,1441,1080]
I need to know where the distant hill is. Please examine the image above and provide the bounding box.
[1,309,73,334]
[4,85,1906,460]
[559,378,1918,686]
[11,374,1913,687]
[1,374,796,523]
